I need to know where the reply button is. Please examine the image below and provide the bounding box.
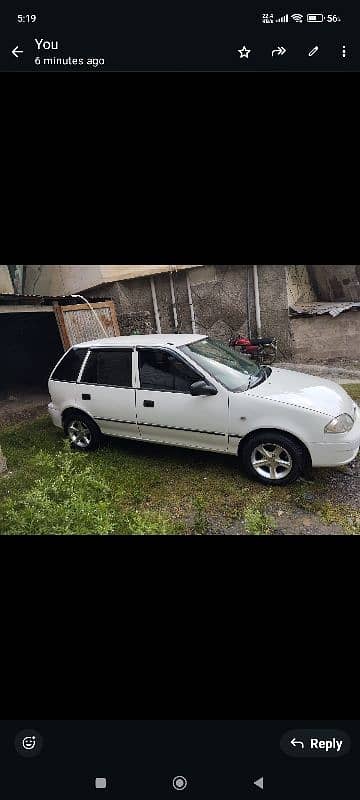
[280,729,351,758]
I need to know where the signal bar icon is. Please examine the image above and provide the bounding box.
[276,13,289,21]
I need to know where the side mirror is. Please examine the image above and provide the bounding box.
[190,380,217,396]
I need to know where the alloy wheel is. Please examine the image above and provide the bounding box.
[250,442,293,481]
[68,419,92,448]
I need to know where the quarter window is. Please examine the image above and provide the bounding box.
[51,348,88,382]
[81,349,132,388]
[139,349,200,393]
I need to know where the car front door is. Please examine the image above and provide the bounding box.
[136,348,229,452]
[75,348,139,439]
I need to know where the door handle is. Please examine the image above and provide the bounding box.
[143,400,155,408]
[82,393,91,400]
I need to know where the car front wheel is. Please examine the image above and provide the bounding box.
[241,432,305,486]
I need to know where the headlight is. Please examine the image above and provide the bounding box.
[324,414,354,433]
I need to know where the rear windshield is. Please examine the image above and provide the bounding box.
[51,348,88,382]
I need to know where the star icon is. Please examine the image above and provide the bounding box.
[237,46,251,58]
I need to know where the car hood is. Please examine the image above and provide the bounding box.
[249,368,355,417]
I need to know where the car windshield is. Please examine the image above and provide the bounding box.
[180,338,262,391]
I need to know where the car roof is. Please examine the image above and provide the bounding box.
[73,334,206,349]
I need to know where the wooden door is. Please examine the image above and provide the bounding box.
[53,300,120,349]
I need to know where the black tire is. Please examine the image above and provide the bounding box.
[240,432,305,486]
[63,411,101,452]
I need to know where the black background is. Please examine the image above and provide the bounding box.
[1,720,359,798]
[1,0,359,70]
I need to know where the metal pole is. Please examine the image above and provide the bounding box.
[247,266,252,339]
[169,267,179,332]
[253,265,262,337]
[186,270,197,334]
[71,294,109,337]
[150,277,161,333]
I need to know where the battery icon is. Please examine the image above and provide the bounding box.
[307,13,324,21]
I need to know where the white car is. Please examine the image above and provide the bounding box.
[48,334,360,486]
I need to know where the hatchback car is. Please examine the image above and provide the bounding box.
[48,334,360,486]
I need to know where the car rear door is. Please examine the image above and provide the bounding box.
[135,347,229,452]
[74,348,139,439]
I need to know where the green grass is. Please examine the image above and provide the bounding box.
[243,505,276,535]
[342,383,360,403]
[0,416,252,535]
[0,383,359,535]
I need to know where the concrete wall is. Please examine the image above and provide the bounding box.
[0,265,14,294]
[289,310,360,363]
[24,265,102,295]
[256,265,292,356]
[84,265,293,357]
[308,266,360,301]
[286,266,317,305]
[24,265,202,295]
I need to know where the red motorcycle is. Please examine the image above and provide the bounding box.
[229,333,277,365]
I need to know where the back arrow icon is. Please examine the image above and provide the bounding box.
[272,46,286,56]
[12,46,24,58]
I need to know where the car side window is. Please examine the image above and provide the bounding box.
[81,349,133,388]
[51,348,88,382]
[139,349,201,393]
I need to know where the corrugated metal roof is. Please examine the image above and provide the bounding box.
[290,302,360,318]
[0,293,109,304]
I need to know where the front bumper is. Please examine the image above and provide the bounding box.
[48,402,62,429]
[309,406,360,467]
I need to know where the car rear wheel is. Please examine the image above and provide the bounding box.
[241,432,305,486]
[65,413,100,451]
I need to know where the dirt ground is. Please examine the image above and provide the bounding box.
[0,388,50,427]
[275,360,360,383]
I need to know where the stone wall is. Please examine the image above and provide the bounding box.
[286,266,317,305]
[308,266,360,301]
[84,265,293,356]
[83,280,155,334]
[289,310,360,363]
